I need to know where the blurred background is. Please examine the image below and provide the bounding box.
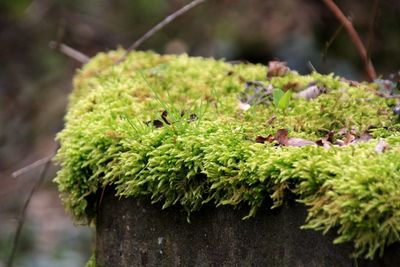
[1,0,400,266]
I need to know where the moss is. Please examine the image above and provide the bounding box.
[55,50,400,259]
[85,254,97,267]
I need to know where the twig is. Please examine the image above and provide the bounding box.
[6,152,55,267]
[49,41,90,64]
[116,0,207,64]
[322,0,377,81]
[12,155,54,178]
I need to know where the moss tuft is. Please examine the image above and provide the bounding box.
[55,50,400,259]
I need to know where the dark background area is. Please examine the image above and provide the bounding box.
[1,0,399,266]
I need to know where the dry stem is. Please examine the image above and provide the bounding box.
[116,0,207,64]
[49,41,89,64]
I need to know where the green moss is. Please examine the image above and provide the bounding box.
[85,254,97,267]
[55,50,400,259]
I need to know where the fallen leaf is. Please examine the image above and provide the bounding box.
[283,82,300,91]
[354,132,373,143]
[275,129,289,145]
[375,139,389,153]
[287,138,316,147]
[316,131,334,149]
[274,129,316,147]
[295,84,326,100]
[152,119,164,128]
[343,131,356,145]
[161,110,171,125]
[316,139,331,149]
[255,135,274,144]
[267,61,290,78]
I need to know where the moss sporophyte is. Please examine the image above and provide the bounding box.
[55,50,400,260]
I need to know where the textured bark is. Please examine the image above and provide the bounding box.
[96,190,399,267]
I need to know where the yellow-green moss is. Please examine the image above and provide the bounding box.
[55,50,400,259]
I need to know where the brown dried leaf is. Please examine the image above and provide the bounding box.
[316,139,331,149]
[161,110,171,125]
[274,129,316,147]
[255,135,274,144]
[275,129,289,145]
[343,131,356,145]
[316,131,334,149]
[283,82,300,91]
[267,61,290,78]
[152,119,164,128]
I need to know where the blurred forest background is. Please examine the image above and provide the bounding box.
[1,0,400,266]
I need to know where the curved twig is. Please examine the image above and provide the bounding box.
[322,0,377,81]
[6,152,55,267]
[116,0,208,64]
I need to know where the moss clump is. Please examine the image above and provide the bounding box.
[55,50,400,259]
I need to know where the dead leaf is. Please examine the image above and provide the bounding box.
[287,138,316,147]
[274,129,315,147]
[343,131,356,145]
[255,135,274,144]
[316,131,334,149]
[354,132,373,143]
[267,61,290,78]
[161,110,171,125]
[275,129,289,145]
[283,82,300,91]
[295,84,326,100]
[152,119,164,128]
[375,139,389,153]
[316,139,331,149]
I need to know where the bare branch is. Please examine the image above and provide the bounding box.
[49,41,90,64]
[322,0,377,81]
[6,152,55,267]
[12,155,54,178]
[116,0,207,64]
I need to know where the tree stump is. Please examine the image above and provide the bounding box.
[96,190,400,267]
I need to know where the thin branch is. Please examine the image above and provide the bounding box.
[49,41,90,64]
[322,0,377,81]
[12,155,54,178]
[6,153,55,267]
[116,0,207,64]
